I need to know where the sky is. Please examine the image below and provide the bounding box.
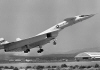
[0,0,100,56]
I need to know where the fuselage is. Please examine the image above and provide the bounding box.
[2,14,95,52]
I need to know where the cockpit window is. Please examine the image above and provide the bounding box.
[79,15,89,17]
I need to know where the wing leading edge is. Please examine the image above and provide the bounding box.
[4,29,59,52]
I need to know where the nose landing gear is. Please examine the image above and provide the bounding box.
[53,39,57,45]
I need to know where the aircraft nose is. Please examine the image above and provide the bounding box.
[79,14,95,17]
[75,14,95,21]
[81,14,95,19]
[87,14,95,17]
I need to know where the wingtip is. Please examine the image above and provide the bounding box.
[90,14,96,16]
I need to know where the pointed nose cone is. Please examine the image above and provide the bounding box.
[83,14,95,19]
[75,14,95,22]
[89,14,95,17]
[64,14,95,23]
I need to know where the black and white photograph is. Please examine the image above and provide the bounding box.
[0,0,99,70]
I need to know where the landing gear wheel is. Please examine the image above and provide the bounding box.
[4,49,7,52]
[53,41,57,45]
[27,49,30,52]
[24,49,30,53]
[24,50,28,53]
[37,50,41,53]
[24,45,30,53]
[37,49,44,53]
[40,49,44,52]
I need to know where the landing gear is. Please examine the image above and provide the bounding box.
[37,46,44,53]
[24,45,30,53]
[24,49,30,53]
[53,39,57,45]
[37,49,44,53]
[4,49,7,52]
[53,41,57,45]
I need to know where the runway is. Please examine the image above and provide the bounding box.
[0,61,100,67]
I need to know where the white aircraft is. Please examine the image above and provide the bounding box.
[0,14,95,53]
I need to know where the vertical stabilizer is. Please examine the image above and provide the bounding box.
[0,38,9,45]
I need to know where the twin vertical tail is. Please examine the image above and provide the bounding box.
[0,38,9,45]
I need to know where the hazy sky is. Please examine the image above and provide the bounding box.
[0,0,100,56]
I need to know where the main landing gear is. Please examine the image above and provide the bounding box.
[37,46,44,53]
[24,45,30,53]
[37,48,44,53]
[24,49,30,53]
